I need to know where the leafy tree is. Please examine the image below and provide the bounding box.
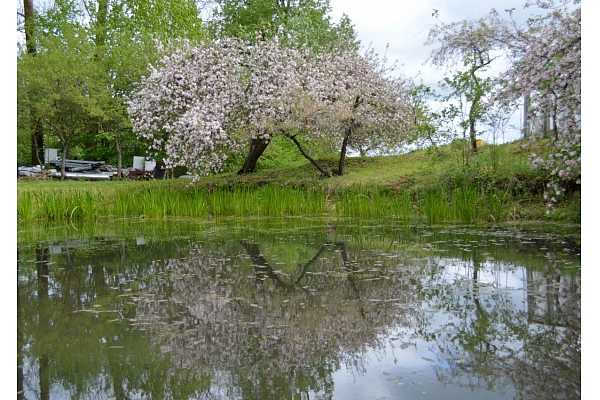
[210,0,358,51]
[425,10,505,153]
[129,35,324,177]
[18,0,45,166]
[16,0,208,174]
[405,82,443,152]
[17,24,112,179]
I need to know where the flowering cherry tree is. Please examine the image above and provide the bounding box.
[235,39,412,177]
[318,47,412,174]
[234,35,328,174]
[493,1,581,206]
[128,39,248,176]
[129,35,413,179]
[129,36,324,178]
[272,45,413,177]
[232,37,412,177]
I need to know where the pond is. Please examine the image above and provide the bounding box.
[17,217,581,400]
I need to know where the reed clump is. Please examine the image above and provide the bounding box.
[17,139,579,223]
[12,181,547,223]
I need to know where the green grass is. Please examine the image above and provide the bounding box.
[16,139,580,223]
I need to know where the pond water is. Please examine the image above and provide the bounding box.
[17,218,581,400]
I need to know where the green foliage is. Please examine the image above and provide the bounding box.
[210,0,358,51]
[18,24,112,166]
[116,0,205,43]
[16,0,208,170]
[17,127,31,167]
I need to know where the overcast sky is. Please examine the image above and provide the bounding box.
[327,0,575,143]
[329,0,549,84]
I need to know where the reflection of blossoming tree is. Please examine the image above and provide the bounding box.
[134,240,425,398]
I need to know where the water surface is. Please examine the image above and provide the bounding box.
[17,218,581,399]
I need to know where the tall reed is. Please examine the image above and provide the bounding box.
[423,188,453,223]
[396,191,412,222]
[453,185,479,223]
[17,181,516,223]
[486,187,509,222]
[17,190,34,221]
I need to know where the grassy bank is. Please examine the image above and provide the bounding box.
[16,139,581,224]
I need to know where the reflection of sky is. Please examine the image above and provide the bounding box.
[331,327,516,400]
[435,258,530,311]
[329,262,540,399]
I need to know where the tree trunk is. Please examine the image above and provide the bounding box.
[337,126,352,176]
[337,100,360,175]
[95,0,108,49]
[24,0,45,166]
[523,93,530,138]
[238,137,270,174]
[469,115,477,151]
[287,134,331,177]
[468,87,480,152]
[23,0,36,54]
[115,130,122,180]
[468,66,485,152]
[30,117,44,166]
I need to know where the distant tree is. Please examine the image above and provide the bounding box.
[18,25,112,179]
[405,83,443,152]
[425,10,505,153]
